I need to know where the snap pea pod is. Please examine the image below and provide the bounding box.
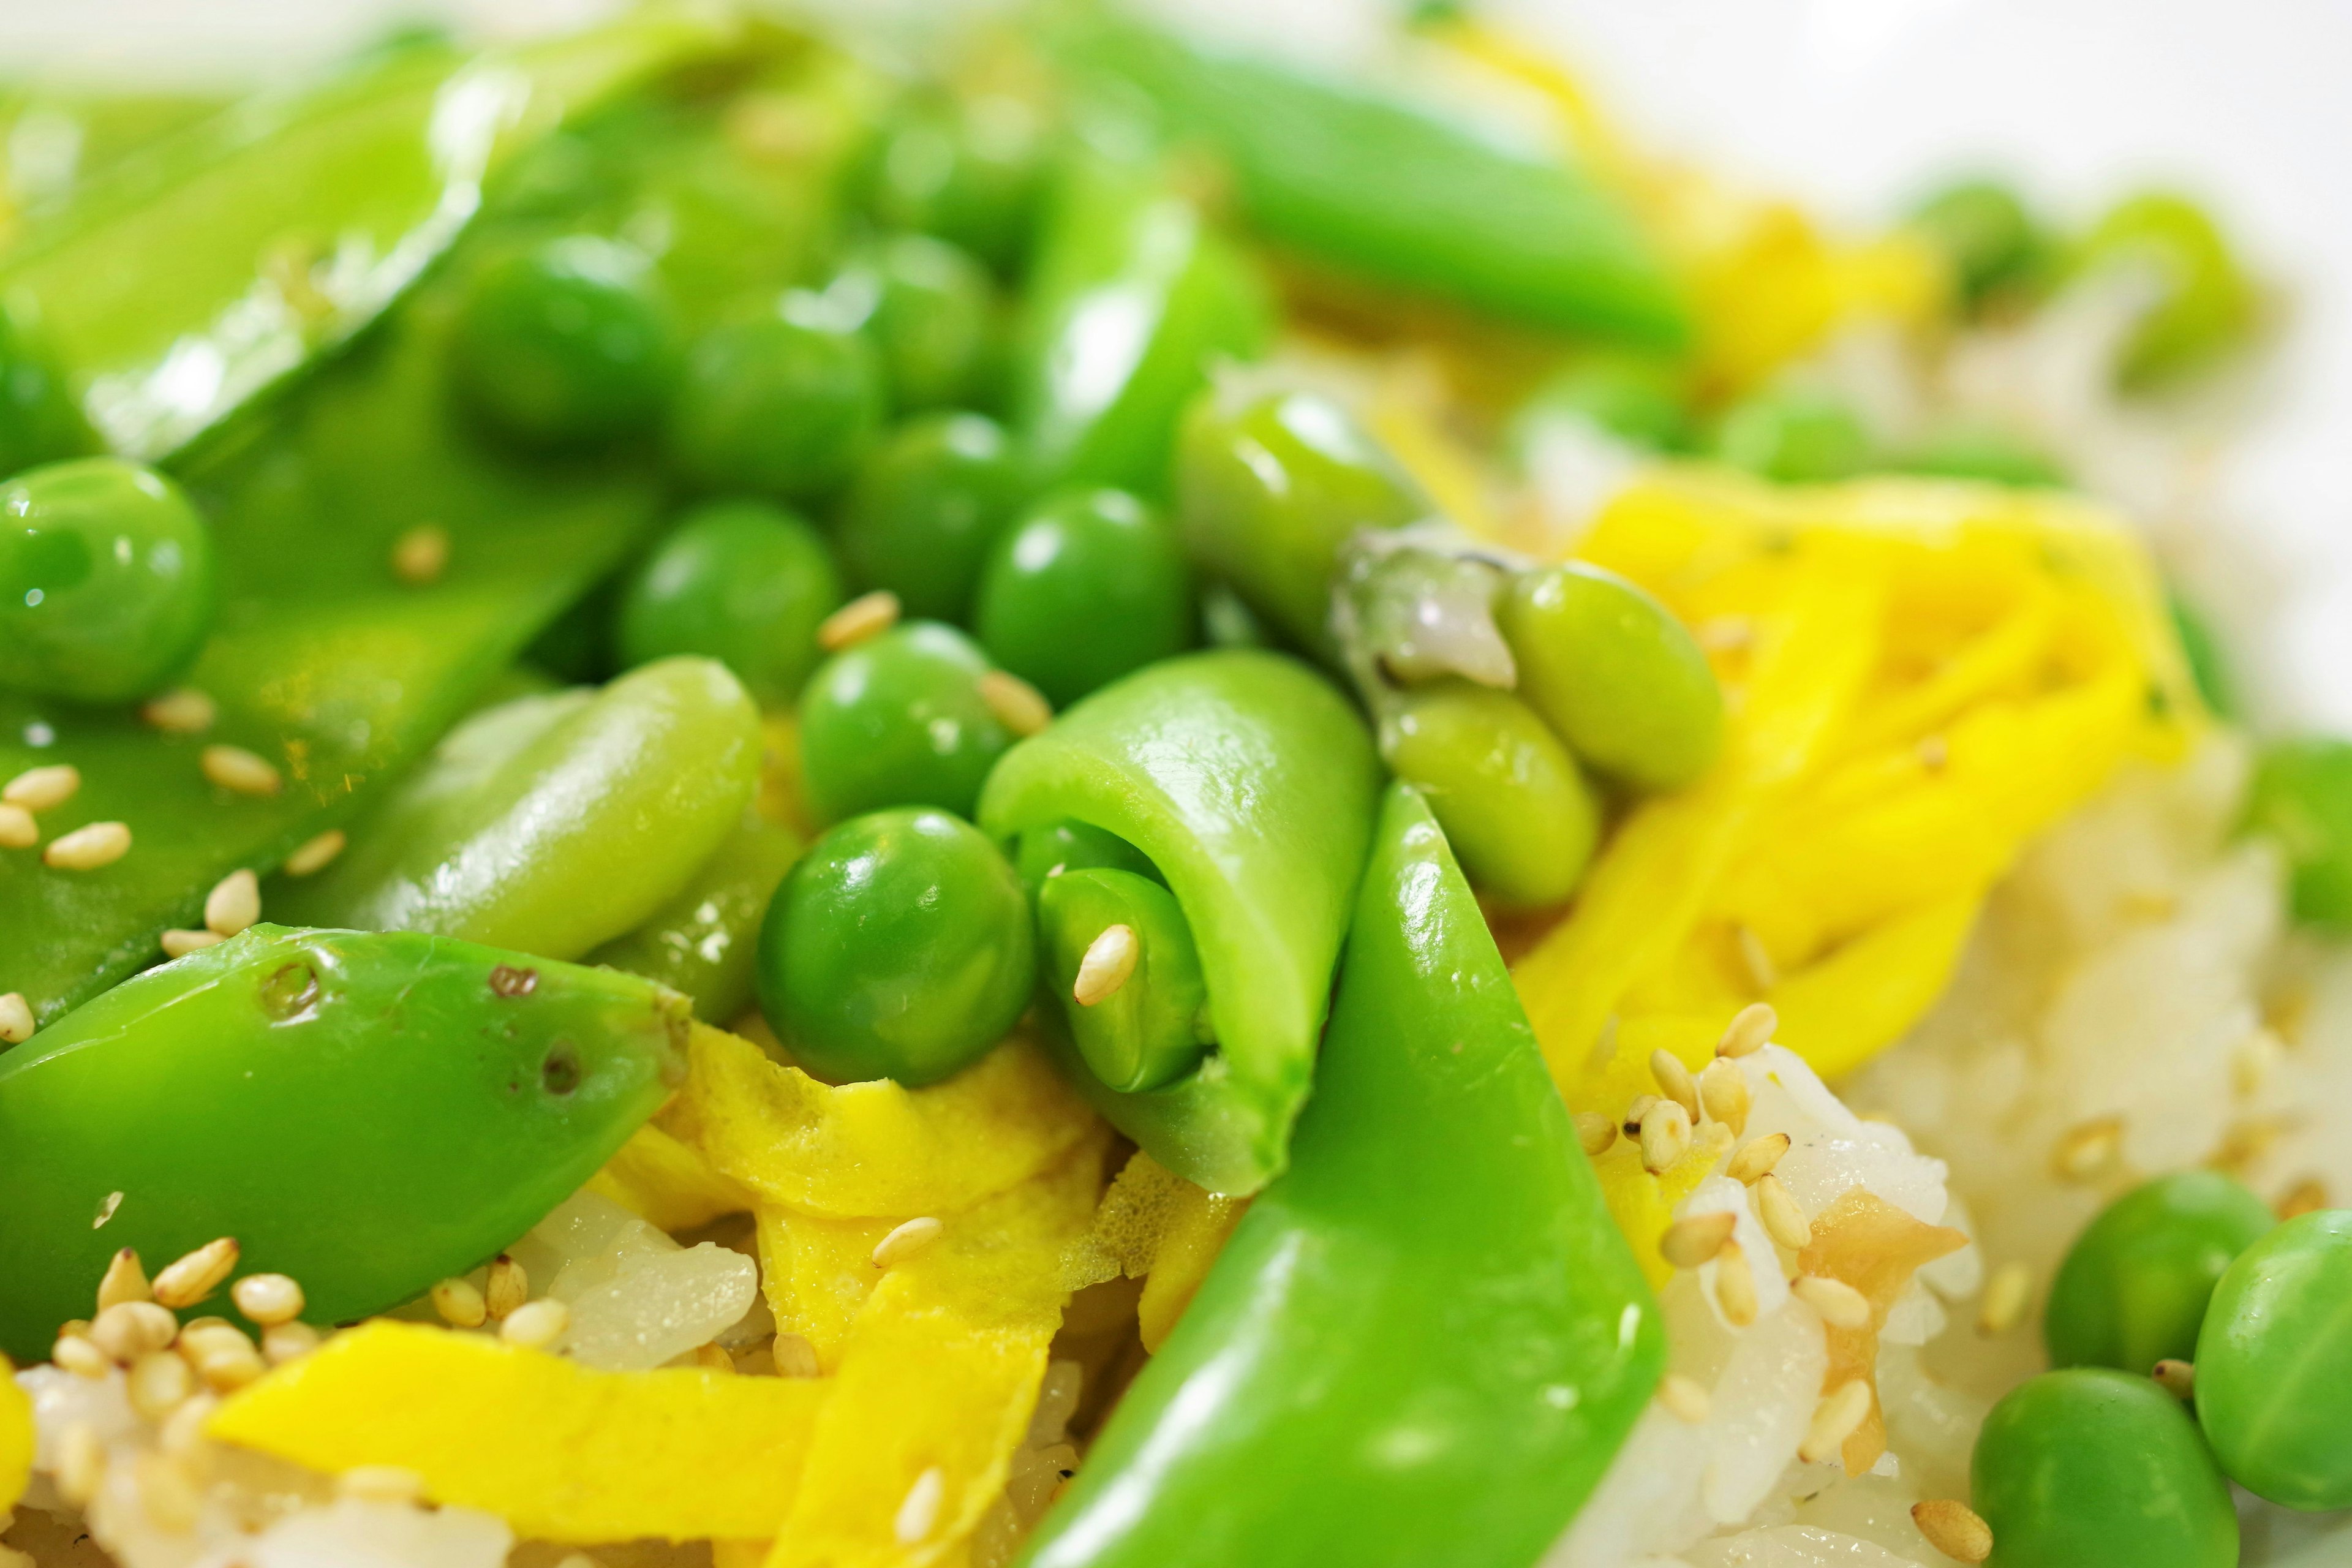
[979,650,1379,1194]
[0,924,688,1360]
[589,807,803,1025]
[1020,786,1661,1568]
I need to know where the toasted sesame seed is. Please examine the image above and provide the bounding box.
[1698,1057,1751,1134]
[1792,1274,1871,1331]
[339,1464,426,1504]
[695,1343,735,1373]
[262,1320,321,1365]
[43,820,130,870]
[1574,1112,1618,1157]
[98,1248,152,1312]
[2152,1359,2196,1400]
[1726,1132,1792,1184]
[160,929,224,959]
[53,1334,110,1379]
[92,1300,178,1363]
[1911,1499,1993,1563]
[1715,1239,1760,1327]
[2277,1177,2329,1220]
[203,869,261,938]
[92,1191,122,1229]
[1072,925,1139,1007]
[57,1420,105,1508]
[774,1333,821,1379]
[0,992,34,1044]
[0,803,35,849]
[1658,1373,1711,1424]
[1717,1001,1777,1058]
[500,1297,569,1349]
[4,764,79,812]
[1755,1172,1814,1251]
[895,1465,946,1545]
[391,524,450,586]
[1650,1049,1701,1119]
[1799,1378,1873,1463]
[1660,1212,1738,1270]
[484,1254,529,1320]
[141,688,217,734]
[873,1216,946,1269]
[1639,1098,1692,1174]
[136,1449,202,1532]
[1735,927,1779,992]
[283,828,347,876]
[202,744,282,797]
[180,1323,265,1392]
[818,590,900,652]
[1917,734,1950,772]
[153,1236,238,1308]
[980,670,1053,737]
[230,1273,304,1327]
[1621,1093,1659,1137]
[127,1349,194,1421]
[1977,1261,2033,1336]
[2052,1115,2124,1182]
[431,1276,487,1329]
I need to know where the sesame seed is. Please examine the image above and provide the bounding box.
[92,1300,178,1363]
[53,1334,110,1379]
[1792,1274,1871,1331]
[895,1465,946,1545]
[92,1190,122,1229]
[1755,1172,1814,1250]
[484,1254,528,1320]
[230,1273,304,1327]
[4,763,80,811]
[1072,924,1139,1007]
[152,1236,239,1308]
[0,992,34,1044]
[1574,1112,1618,1157]
[500,1297,569,1349]
[2152,1359,2196,1400]
[160,929,224,959]
[57,1420,104,1508]
[126,1349,195,1421]
[1977,1261,2033,1336]
[1911,1498,1993,1563]
[1692,1119,1736,1166]
[1725,1132,1791,1184]
[431,1276,487,1329]
[339,1464,426,1504]
[1735,926,1779,992]
[873,1216,945,1269]
[818,590,900,652]
[1799,1378,1873,1463]
[1717,1002,1777,1058]
[1917,734,1950,771]
[98,1248,152,1312]
[1715,1239,1759,1327]
[262,1321,321,1365]
[2277,1177,2329,1220]
[203,869,260,938]
[774,1333,821,1379]
[1639,1098,1692,1174]
[202,744,282,797]
[979,670,1054,737]
[391,524,450,586]
[43,820,131,870]
[695,1343,735,1373]
[1650,1049,1701,1120]
[1659,1212,1738,1270]
[1698,1057,1751,1133]
[179,1323,265,1392]
[1621,1093,1659,1136]
[0,804,35,848]
[1658,1373,1711,1424]
[141,688,217,734]
[1697,616,1753,652]
[2051,1115,2124,1183]
[283,828,347,876]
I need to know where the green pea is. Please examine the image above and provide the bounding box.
[1899,420,2068,489]
[2076,191,2259,388]
[974,488,1194,707]
[450,236,677,448]
[1175,388,1425,661]
[866,94,1046,274]
[1497,562,1722,793]
[1905,178,2049,308]
[1012,818,1163,901]
[667,303,887,500]
[1038,866,1210,1093]
[0,456,215,703]
[832,411,1027,620]
[1711,386,1874,484]
[2242,738,2352,930]
[615,499,844,707]
[0,306,92,480]
[2044,1170,2275,1375]
[1507,355,1693,456]
[796,620,1012,825]
[1973,1368,2238,1568]
[756,807,1035,1087]
[1381,682,1599,910]
[841,233,999,413]
[2196,1208,2352,1510]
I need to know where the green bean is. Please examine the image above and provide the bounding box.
[1381,682,1599,909]
[2243,738,2352,930]
[666,301,886,499]
[2043,1170,2275,1375]
[615,499,843,706]
[832,410,1027,621]
[1037,866,1211,1093]
[796,620,1011,824]
[974,488,1194,706]
[2195,1208,2352,1510]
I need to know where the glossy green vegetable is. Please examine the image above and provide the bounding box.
[1499,561,1723,792]
[1020,785,1661,1568]
[756,807,1034,1087]
[833,411,1027,620]
[2043,1170,2275,1375]
[842,232,999,413]
[2195,1208,2352,1510]
[1382,681,1599,908]
[2242,738,2352,930]
[277,657,760,960]
[1712,386,1874,484]
[2076,191,2260,387]
[668,303,888,500]
[1972,1368,2237,1568]
[1062,20,1687,347]
[0,457,215,703]
[589,806,804,1024]
[865,92,1048,276]
[1899,420,2068,488]
[1011,149,1272,494]
[1011,817,1163,899]
[980,650,1380,1192]
[0,924,688,1359]
[1508,355,1693,454]
[450,235,677,447]
[1037,867,1210,1093]
[1175,388,1425,662]
[0,306,94,477]
[797,620,1013,825]
[974,487,1194,706]
[1906,178,2049,307]
[615,499,843,706]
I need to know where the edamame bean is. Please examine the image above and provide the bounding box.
[1972,1368,2238,1568]
[1905,178,2049,308]
[1038,866,1210,1093]
[843,232,999,413]
[667,303,886,499]
[1497,562,1722,793]
[2243,738,2352,930]
[0,306,92,479]
[833,411,1026,620]
[1012,818,1164,900]
[865,94,1047,274]
[2076,191,2258,387]
[2195,1208,2352,1510]
[0,456,215,703]
[450,236,677,447]
[756,807,1034,1087]
[796,620,1012,824]
[615,499,844,706]
[589,806,804,1023]
[1381,682,1599,910]
[1507,355,1692,454]
[974,488,1194,706]
[2043,1170,2275,1375]
[1710,386,1873,484]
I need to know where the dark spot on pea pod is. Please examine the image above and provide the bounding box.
[489,965,538,998]
[257,962,322,1022]
[541,1041,581,1095]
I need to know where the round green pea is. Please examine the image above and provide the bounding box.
[1498,562,1723,793]
[0,457,216,703]
[1381,682,1599,910]
[2243,738,2352,930]
[756,807,1035,1087]
[1507,355,1692,455]
[1972,1368,2238,1568]
[668,304,887,500]
[2076,191,2259,388]
[1906,178,2049,308]
[0,307,92,480]
[844,233,999,413]
[1711,386,1874,484]
[2196,1208,2352,1510]
[866,94,1046,274]
[1038,866,1210,1094]
[2044,1170,2276,1376]
[615,500,844,707]
[450,236,677,448]
[1011,818,1163,901]
[974,488,1194,707]
[796,620,1012,825]
[833,411,1027,621]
